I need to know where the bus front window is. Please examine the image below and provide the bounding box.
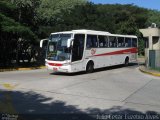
[47,34,72,61]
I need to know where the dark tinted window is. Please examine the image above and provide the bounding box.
[86,35,98,48]
[72,34,85,62]
[132,38,137,47]
[98,36,108,47]
[125,38,132,47]
[109,36,117,47]
[117,37,125,47]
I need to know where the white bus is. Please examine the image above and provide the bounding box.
[40,29,138,73]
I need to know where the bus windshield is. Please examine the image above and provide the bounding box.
[47,34,72,61]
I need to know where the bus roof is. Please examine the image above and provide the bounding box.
[50,29,137,38]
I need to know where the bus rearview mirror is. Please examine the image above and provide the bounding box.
[40,39,48,48]
[67,38,74,48]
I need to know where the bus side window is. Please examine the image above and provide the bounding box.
[117,37,125,47]
[86,35,98,49]
[125,38,132,47]
[86,37,92,48]
[98,35,108,47]
[109,36,117,48]
[132,38,137,47]
[105,36,109,47]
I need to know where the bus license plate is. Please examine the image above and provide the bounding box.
[53,68,58,71]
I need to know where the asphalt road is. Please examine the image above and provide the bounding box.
[0,64,160,119]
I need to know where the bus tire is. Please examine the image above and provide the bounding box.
[86,61,94,73]
[124,57,129,66]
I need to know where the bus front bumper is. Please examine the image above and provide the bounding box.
[46,64,72,73]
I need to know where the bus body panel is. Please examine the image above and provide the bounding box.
[84,47,137,69]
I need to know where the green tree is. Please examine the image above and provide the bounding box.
[0,0,37,66]
[37,0,87,23]
[36,0,87,38]
[146,10,160,27]
[1,0,159,66]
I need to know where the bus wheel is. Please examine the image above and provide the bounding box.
[86,61,94,73]
[124,57,129,66]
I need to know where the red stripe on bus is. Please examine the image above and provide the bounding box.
[94,48,138,57]
[48,63,63,66]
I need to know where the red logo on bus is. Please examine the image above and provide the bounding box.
[91,49,96,55]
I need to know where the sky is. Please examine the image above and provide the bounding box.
[90,0,160,11]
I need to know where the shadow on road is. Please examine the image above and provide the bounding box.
[0,90,159,120]
[50,63,138,76]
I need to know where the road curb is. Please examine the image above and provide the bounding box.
[139,66,160,77]
[0,66,46,72]
[17,66,46,70]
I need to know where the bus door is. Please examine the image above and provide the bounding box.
[71,34,85,72]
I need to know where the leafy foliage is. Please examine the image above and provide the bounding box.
[37,0,87,22]
[1,0,160,66]
[0,0,37,66]
[146,10,160,27]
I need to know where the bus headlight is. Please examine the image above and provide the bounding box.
[63,62,70,66]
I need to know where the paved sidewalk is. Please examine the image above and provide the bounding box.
[137,57,145,65]
[139,65,160,77]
